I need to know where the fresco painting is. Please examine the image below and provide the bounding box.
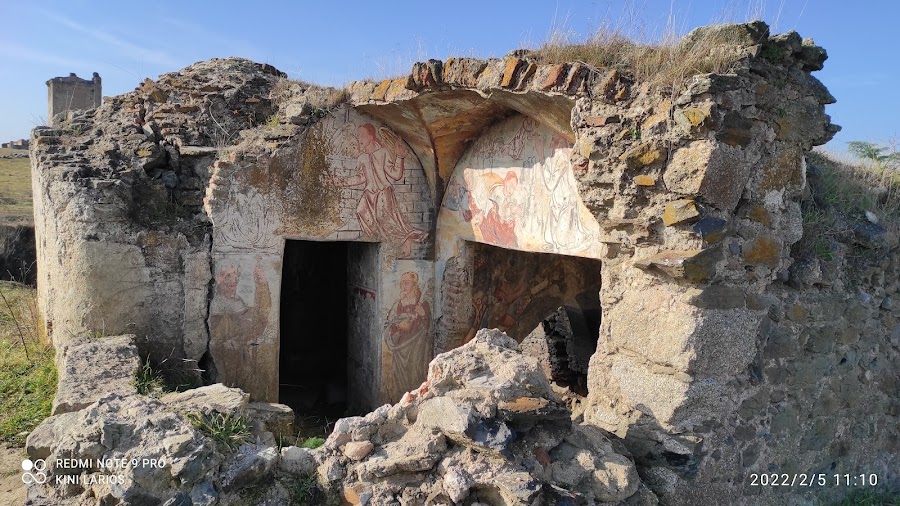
[380,261,433,403]
[205,107,433,403]
[439,114,602,259]
[461,243,601,348]
[322,110,431,258]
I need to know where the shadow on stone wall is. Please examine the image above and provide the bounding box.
[0,225,36,285]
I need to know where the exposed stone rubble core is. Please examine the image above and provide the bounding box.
[51,334,141,415]
[27,20,899,505]
[302,329,651,505]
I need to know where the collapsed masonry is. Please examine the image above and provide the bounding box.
[28,21,898,505]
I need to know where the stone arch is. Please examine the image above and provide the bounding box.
[203,106,434,406]
[435,114,604,390]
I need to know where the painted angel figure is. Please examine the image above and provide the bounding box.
[334,124,427,256]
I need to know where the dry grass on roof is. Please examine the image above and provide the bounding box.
[532,23,757,88]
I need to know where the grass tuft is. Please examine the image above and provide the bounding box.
[185,411,252,451]
[832,488,900,506]
[133,357,166,396]
[0,148,33,227]
[299,436,325,450]
[290,473,328,506]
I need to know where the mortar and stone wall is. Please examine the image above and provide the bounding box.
[28,21,897,505]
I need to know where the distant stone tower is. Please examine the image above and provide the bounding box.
[46,72,102,125]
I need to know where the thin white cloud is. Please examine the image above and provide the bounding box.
[38,9,178,68]
[160,17,263,60]
[0,41,95,69]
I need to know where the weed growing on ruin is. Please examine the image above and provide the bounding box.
[0,282,55,444]
[833,488,900,506]
[299,436,325,449]
[290,474,329,506]
[794,151,900,260]
[133,357,166,396]
[847,141,900,172]
[266,114,279,128]
[185,411,252,451]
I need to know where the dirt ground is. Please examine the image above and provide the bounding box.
[0,443,25,504]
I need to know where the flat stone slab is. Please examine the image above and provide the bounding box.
[247,402,294,440]
[52,334,140,415]
[160,383,249,415]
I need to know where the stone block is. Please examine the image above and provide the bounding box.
[743,235,782,268]
[620,141,663,169]
[53,334,141,415]
[247,402,294,440]
[279,446,316,475]
[662,199,700,226]
[160,383,250,415]
[633,175,656,186]
[664,140,748,212]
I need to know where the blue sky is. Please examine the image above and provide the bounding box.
[1,1,897,153]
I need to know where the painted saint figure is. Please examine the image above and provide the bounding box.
[208,261,271,342]
[335,124,427,256]
[383,272,431,401]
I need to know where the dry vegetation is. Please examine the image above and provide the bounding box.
[531,21,757,89]
[795,150,900,260]
[0,148,32,226]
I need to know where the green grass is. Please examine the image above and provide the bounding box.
[0,282,55,445]
[290,474,328,506]
[133,357,166,396]
[794,150,900,260]
[832,488,900,506]
[0,149,32,226]
[299,436,325,449]
[185,411,252,451]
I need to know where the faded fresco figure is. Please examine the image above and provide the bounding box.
[209,261,271,342]
[541,134,591,252]
[335,123,427,256]
[466,171,520,248]
[383,271,431,401]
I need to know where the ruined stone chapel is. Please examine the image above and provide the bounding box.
[28,21,897,504]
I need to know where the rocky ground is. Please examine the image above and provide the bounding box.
[0,443,25,504]
[23,330,655,505]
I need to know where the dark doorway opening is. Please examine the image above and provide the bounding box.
[279,240,350,433]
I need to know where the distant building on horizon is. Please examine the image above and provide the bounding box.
[1,139,29,150]
[46,72,102,126]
